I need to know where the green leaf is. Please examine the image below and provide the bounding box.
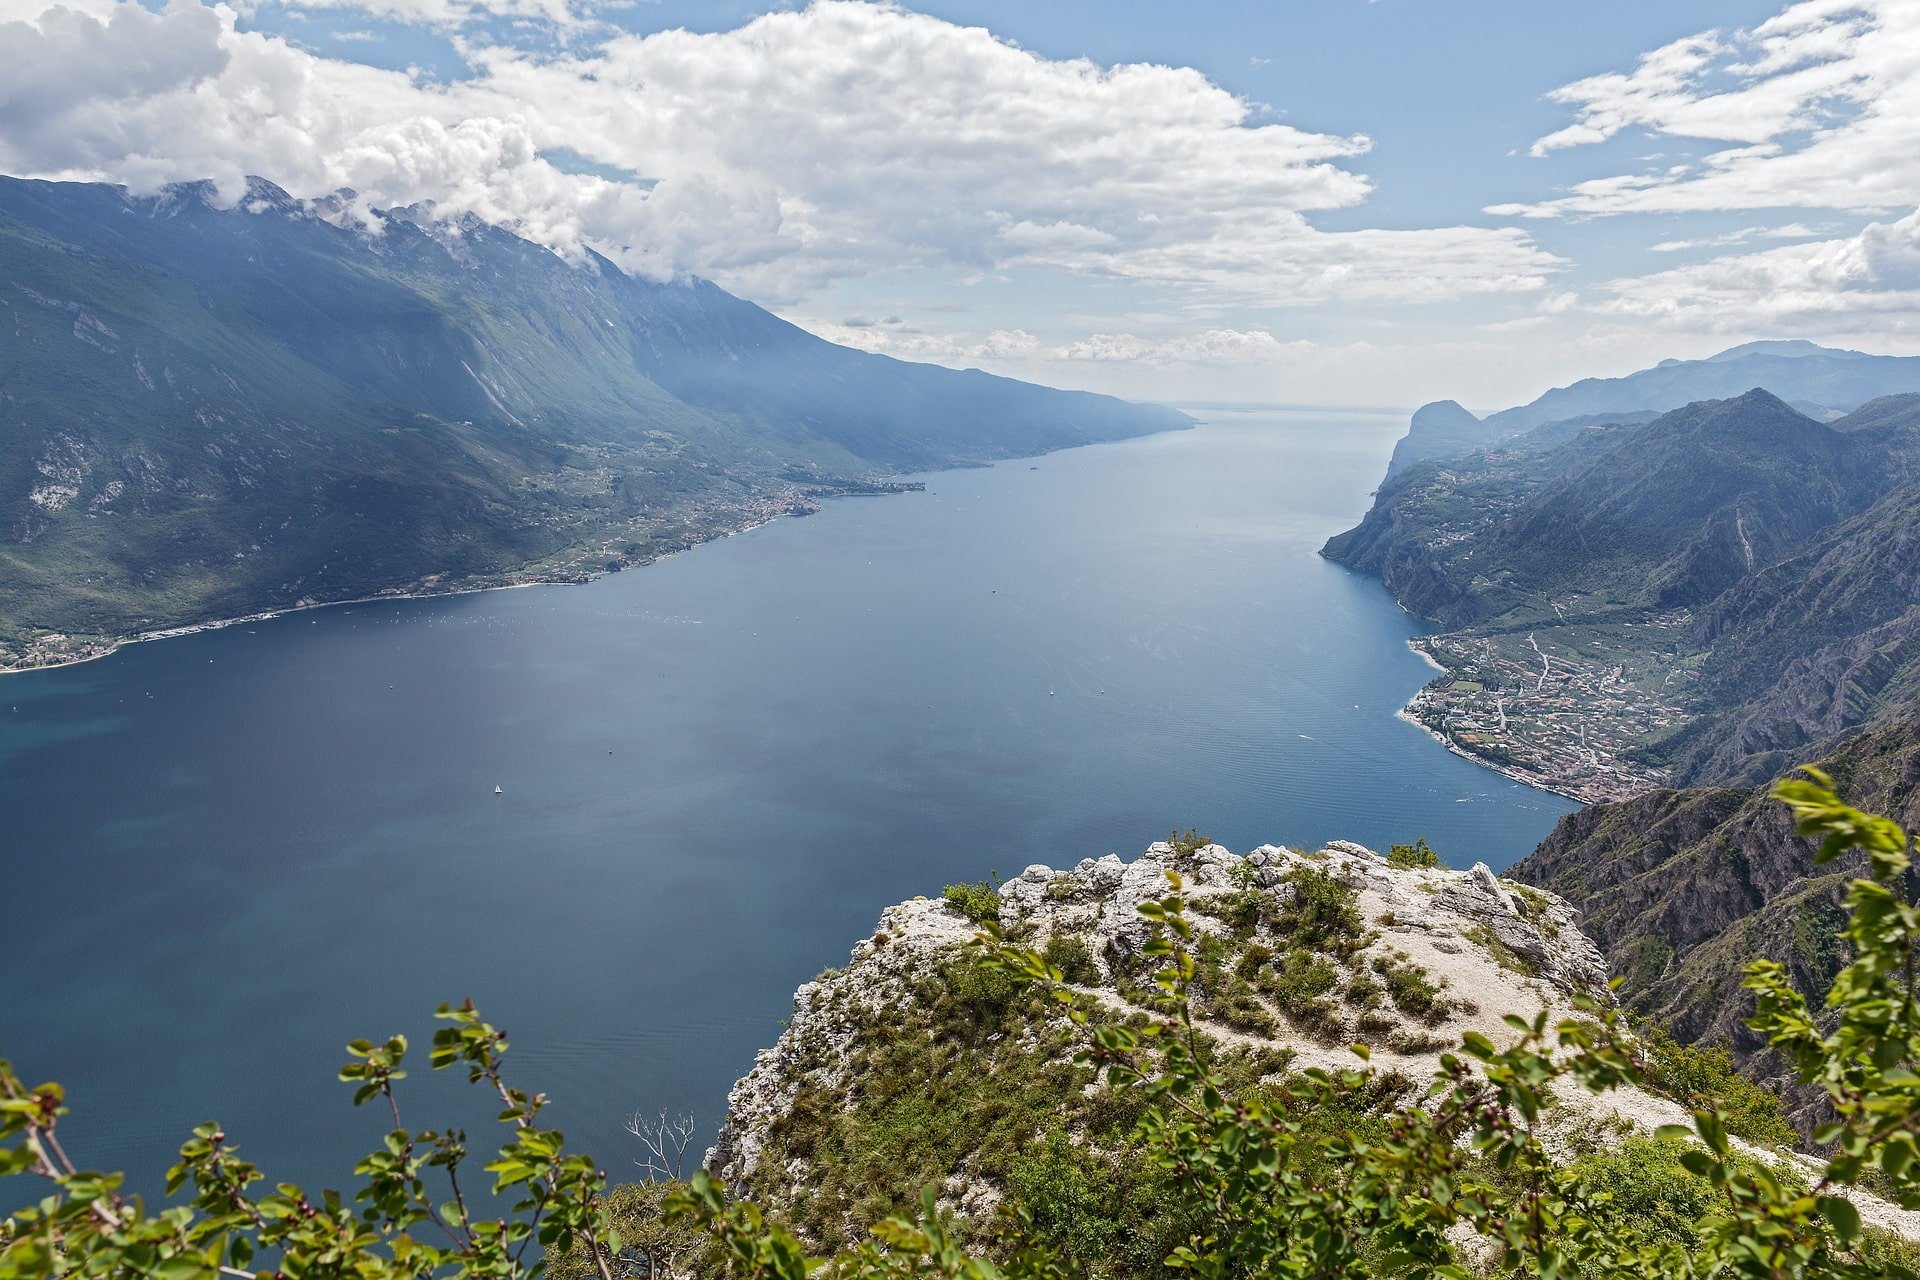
[1818,1194,1862,1245]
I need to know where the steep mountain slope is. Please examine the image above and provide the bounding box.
[1664,475,1920,782]
[1383,342,1920,481]
[0,176,1188,664]
[1322,391,1920,798]
[1512,707,1920,1127]
[1496,391,1889,616]
[1329,391,1901,630]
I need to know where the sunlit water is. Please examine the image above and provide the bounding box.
[0,409,1575,1197]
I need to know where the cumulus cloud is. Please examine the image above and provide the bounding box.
[0,0,227,130]
[1600,205,1920,328]
[0,0,1558,307]
[1495,0,1916,218]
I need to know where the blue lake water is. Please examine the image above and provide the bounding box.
[0,408,1575,1198]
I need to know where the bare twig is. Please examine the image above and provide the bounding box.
[625,1110,697,1183]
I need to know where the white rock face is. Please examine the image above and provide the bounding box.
[708,839,1607,1188]
[702,836,1920,1246]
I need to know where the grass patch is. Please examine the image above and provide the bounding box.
[1372,953,1454,1025]
[1463,923,1537,978]
[1042,932,1101,986]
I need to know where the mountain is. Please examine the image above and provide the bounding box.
[1511,705,1920,1132]
[1322,390,1920,799]
[0,176,1188,665]
[1661,467,1920,783]
[1329,390,1912,630]
[1382,342,1920,481]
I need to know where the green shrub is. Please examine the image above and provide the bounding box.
[1568,1136,1730,1248]
[1256,946,1341,1029]
[1193,887,1265,933]
[547,1179,707,1280]
[941,879,1001,926]
[1166,827,1211,862]
[1272,866,1364,956]
[1372,954,1452,1024]
[1041,932,1100,986]
[1635,1020,1796,1148]
[1386,838,1441,870]
[1003,1132,1188,1280]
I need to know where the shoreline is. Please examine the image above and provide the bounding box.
[1391,704,1590,805]
[0,506,806,681]
[1394,638,1669,807]
[1406,637,1448,675]
[0,580,558,679]
[0,446,1083,680]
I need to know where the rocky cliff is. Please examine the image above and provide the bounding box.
[701,836,1773,1252]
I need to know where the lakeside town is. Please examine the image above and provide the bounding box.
[1400,609,1700,803]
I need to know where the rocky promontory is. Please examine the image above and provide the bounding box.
[699,836,1792,1251]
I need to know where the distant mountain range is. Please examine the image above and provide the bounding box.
[1385,340,1920,480]
[1331,389,1920,633]
[0,176,1188,665]
[1325,377,1920,801]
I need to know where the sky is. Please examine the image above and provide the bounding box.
[2,0,1917,409]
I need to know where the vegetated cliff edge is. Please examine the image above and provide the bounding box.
[700,836,1898,1259]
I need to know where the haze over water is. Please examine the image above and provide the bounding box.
[1,409,1575,1194]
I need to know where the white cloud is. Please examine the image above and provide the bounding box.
[1058,328,1316,365]
[1495,0,1918,218]
[0,0,227,131]
[1647,222,1823,251]
[266,0,594,33]
[1600,205,1920,329]
[803,320,1044,364]
[804,320,1316,369]
[1527,31,1730,157]
[0,0,1559,308]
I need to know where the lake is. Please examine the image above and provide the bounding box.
[0,408,1576,1197]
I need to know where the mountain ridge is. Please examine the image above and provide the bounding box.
[1385,343,1920,481]
[0,174,1190,668]
[1512,704,1920,1133]
[1322,388,1920,800]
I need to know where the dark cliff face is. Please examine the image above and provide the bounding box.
[1512,709,1920,1129]
[1663,479,1920,783]
[1383,400,1491,481]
